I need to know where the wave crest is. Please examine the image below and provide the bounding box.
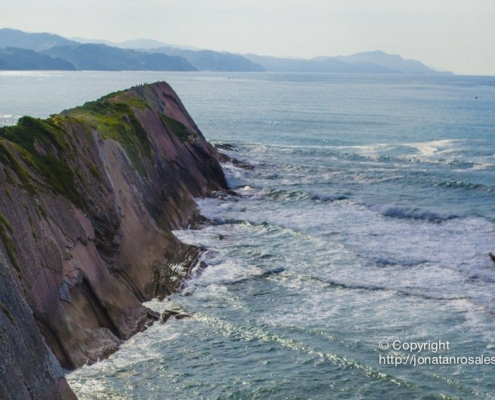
[370,205,457,222]
[435,180,492,192]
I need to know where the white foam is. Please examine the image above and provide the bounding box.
[173,226,265,287]
[471,162,494,171]
[191,187,495,313]
[408,139,459,157]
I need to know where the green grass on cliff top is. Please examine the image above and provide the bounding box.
[0,85,196,207]
[0,89,151,207]
[62,91,152,177]
[0,116,82,207]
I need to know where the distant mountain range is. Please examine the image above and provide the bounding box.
[41,44,196,71]
[145,47,265,72]
[0,28,77,51]
[243,54,396,73]
[71,37,200,51]
[0,47,76,70]
[0,28,452,74]
[335,51,442,74]
[244,51,452,75]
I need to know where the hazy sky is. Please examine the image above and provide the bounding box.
[2,0,494,75]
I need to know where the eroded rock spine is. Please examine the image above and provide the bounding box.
[0,82,228,399]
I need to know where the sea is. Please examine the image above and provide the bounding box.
[1,71,495,399]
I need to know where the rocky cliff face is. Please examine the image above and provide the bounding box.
[0,82,228,398]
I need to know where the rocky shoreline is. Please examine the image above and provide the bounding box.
[0,82,229,399]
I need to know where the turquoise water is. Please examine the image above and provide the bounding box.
[2,72,495,399]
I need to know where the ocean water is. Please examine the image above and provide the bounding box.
[2,71,495,399]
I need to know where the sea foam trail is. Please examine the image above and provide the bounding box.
[221,142,495,226]
[171,221,490,399]
[193,173,495,310]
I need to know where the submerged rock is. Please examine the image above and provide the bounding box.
[214,142,237,151]
[175,313,192,320]
[217,151,254,170]
[0,81,229,397]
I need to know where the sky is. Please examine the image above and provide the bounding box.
[2,0,495,75]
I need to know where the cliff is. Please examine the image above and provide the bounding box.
[0,82,228,398]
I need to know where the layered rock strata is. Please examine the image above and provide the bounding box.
[0,82,228,398]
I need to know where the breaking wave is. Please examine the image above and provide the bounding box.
[369,204,457,222]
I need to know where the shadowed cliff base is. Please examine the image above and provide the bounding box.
[0,81,229,398]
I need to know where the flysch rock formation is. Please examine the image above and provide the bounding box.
[0,82,228,399]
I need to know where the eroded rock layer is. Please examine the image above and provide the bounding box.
[0,82,228,398]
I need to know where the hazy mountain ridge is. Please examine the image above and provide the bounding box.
[0,47,76,70]
[41,44,197,71]
[0,28,451,74]
[333,50,443,74]
[67,37,265,71]
[71,37,200,51]
[0,28,78,51]
[146,47,265,72]
[243,53,400,73]
[0,29,263,72]
[245,51,451,74]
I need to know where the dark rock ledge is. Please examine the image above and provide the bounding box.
[215,143,254,170]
